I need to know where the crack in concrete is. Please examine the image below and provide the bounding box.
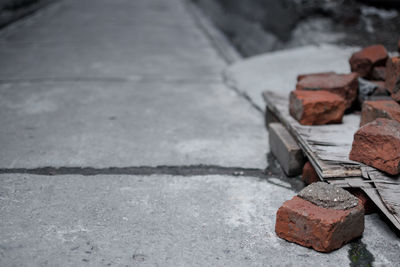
[0,157,305,192]
[0,165,266,177]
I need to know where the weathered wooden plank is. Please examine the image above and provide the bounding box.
[263,91,362,179]
[366,168,400,227]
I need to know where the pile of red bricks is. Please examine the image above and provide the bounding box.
[347,45,400,176]
[288,43,400,175]
[278,42,400,252]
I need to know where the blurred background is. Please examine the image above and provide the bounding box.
[193,0,400,56]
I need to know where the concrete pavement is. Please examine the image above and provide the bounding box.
[0,0,399,266]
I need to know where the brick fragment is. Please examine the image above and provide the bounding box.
[349,45,388,78]
[360,100,400,126]
[275,195,364,252]
[302,162,320,185]
[347,188,377,215]
[269,123,305,176]
[371,66,386,81]
[296,72,358,109]
[350,118,400,175]
[289,90,346,125]
[385,57,400,102]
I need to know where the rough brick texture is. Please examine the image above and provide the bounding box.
[349,45,388,78]
[289,90,346,125]
[302,162,320,185]
[385,57,400,102]
[360,100,400,126]
[275,196,364,252]
[350,118,400,175]
[296,72,358,109]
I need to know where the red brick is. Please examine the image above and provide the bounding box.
[302,162,320,185]
[371,66,386,81]
[289,90,346,125]
[350,118,400,175]
[296,72,358,109]
[360,100,400,126]
[349,45,388,78]
[347,188,377,215]
[385,57,400,102]
[275,196,364,252]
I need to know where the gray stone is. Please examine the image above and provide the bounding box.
[269,123,305,176]
[298,182,359,210]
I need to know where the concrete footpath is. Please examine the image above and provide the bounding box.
[0,0,398,266]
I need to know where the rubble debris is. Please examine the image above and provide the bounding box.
[350,118,400,175]
[371,66,386,81]
[275,182,364,252]
[269,123,305,176]
[360,99,400,126]
[347,188,377,215]
[298,182,359,210]
[289,90,346,125]
[357,78,389,105]
[296,72,358,109]
[385,57,400,102]
[302,162,320,185]
[349,45,388,78]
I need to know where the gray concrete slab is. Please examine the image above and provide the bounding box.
[0,174,378,266]
[1,174,398,266]
[225,44,359,110]
[0,0,225,80]
[0,80,266,168]
[0,0,268,169]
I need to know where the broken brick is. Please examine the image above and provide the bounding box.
[296,72,358,109]
[349,45,388,78]
[302,162,320,185]
[371,66,386,81]
[385,57,400,102]
[347,188,377,215]
[360,100,400,126]
[289,90,346,125]
[275,183,364,252]
[350,118,400,175]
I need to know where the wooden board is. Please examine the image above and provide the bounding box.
[263,90,400,231]
[263,91,361,179]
